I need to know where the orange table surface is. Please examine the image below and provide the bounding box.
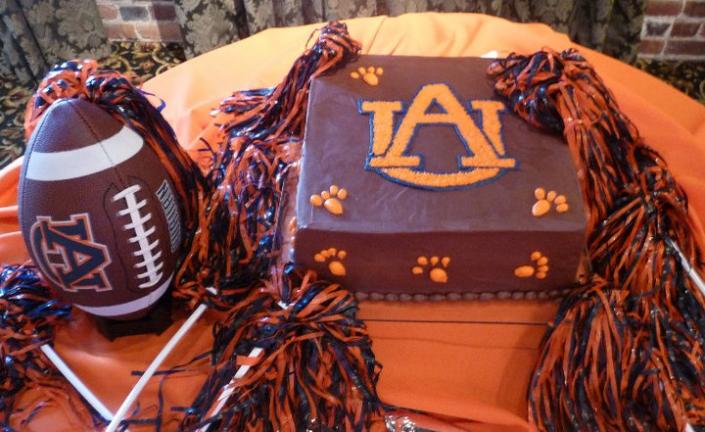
[2,13,705,431]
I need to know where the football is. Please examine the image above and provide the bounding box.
[18,98,182,320]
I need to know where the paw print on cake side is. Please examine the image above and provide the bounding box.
[350,66,384,86]
[412,256,450,283]
[514,251,549,279]
[314,248,347,276]
[531,187,569,217]
[310,185,347,216]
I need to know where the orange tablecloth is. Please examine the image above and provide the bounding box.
[3,13,705,431]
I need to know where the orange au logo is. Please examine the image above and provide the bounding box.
[360,83,517,190]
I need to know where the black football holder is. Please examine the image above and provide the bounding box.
[94,294,173,341]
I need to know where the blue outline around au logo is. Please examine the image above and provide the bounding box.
[30,213,113,292]
[359,83,517,190]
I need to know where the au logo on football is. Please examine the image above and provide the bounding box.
[30,213,113,292]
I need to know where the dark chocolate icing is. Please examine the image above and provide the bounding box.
[294,55,586,295]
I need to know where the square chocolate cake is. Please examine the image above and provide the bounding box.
[285,55,586,299]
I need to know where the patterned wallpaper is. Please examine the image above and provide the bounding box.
[94,0,705,61]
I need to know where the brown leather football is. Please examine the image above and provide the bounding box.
[18,98,182,320]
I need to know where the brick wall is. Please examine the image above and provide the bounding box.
[640,0,705,60]
[97,0,182,42]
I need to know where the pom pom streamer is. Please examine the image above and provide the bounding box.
[174,22,382,431]
[489,50,705,430]
[0,265,103,429]
[24,60,204,254]
[180,267,382,432]
[173,21,361,307]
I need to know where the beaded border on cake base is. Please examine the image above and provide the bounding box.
[355,287,572,302]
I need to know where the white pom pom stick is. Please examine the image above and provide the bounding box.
[40,344,114,421]
[196,346,264,431]
[105,287,216,432]
[197,301,289,431]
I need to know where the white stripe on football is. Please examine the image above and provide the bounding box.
[25,126,143,181]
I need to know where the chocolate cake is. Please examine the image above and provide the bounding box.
[284,55,587,299]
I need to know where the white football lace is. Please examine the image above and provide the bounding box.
[113,184,163,288]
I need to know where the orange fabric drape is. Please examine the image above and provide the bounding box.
[3,13,705,431]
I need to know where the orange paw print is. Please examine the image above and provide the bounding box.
[532,187,569,217]
[350,66,383,86]
[310,185,347,216]
[514,251,549,279]
[412,256,450,284]
[314,248,347,276]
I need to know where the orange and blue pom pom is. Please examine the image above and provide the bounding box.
[0,265,101,428]
[490,49,705,430]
